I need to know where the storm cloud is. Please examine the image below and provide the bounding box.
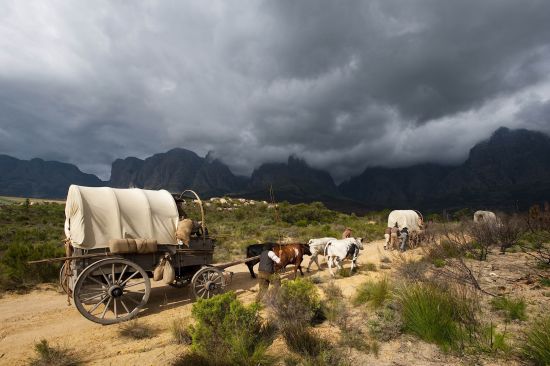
[1,0,550,182]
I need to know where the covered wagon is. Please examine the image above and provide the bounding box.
[387,210,424,231]
[38,185,248,324]
[473,210,498,224]
[387,210,425,248]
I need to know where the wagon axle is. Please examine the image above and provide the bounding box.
[109,286,124,298]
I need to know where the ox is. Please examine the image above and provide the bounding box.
[306,237,337,272]
[324,237,365,276]
[245,242,311,279]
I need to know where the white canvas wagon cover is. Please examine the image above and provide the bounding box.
[65,185,179,249]
[387,210,423,232]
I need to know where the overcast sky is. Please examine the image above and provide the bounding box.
[1,0,550,182]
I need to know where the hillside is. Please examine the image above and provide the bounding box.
[340,127,550,210]
[0,155,104,198]
[3,127,550,211]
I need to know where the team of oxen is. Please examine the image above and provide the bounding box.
[245,237,366,279]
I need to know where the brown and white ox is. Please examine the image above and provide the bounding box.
[245,242,311,279]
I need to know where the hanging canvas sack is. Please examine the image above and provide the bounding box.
[153,257,166,281]
[163,258,176,284]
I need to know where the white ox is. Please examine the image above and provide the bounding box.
[306,237,337,272]
[324,237,365,276]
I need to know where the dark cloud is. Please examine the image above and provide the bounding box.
[0,0,549,182]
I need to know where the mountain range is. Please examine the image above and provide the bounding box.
[1,127,549,212]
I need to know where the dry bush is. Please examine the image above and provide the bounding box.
[29,339,80,366]
[368,307,403,341]
[395,255,428,281]
[118,319,157,339]
[170,318,192,345]
[321,282,346,325]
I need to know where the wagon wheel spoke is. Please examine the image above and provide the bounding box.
[124,294,141,305]
[99,267,112,286]
[120,299,130,314]
[120,271,139,287]
[124,281,145,289]
[88,295,109,314]
[101,297,113,319]
[80,291,106,303]
[113,298,118,318]
[88,276,107,288]
[118,265,129,284]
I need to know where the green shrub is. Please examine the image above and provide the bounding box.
[539,277,550,287]
[353,277,391,309]
[188,291,274,366]
[397,283,480,351]
[270,278,320,326]
[433,258,446,268]
[490,296,527,321]
[522,316,550,365]
[29,339,80,366]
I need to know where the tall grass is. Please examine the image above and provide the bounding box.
[398,283,460,349]
[490,296,527,321]
[353,277,391,309]
[522,316,550,365]
[397,283,483,351]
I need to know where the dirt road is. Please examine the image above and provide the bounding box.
[0,240,422,365]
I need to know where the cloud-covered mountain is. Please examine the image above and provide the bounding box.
[340,127,550,210]
[245,156,341,201]
[0,155,104,198]
[3,127,550,212]
[110,148,247,197]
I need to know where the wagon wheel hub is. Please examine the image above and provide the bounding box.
[109,286,124,298]
[206,281,217,291]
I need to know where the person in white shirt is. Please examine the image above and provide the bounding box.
[256,243,281,301]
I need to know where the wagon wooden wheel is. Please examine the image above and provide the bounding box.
[73,258,151,325]
[191,266,226,299]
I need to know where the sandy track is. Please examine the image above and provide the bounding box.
[0,240,409,365]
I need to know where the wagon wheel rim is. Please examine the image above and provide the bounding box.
[59,262,69,294]
[191,267,225,299]
[73,258,151,325]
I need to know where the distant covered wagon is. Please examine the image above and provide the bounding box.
[387,210,425,247]
[473,210,497,224]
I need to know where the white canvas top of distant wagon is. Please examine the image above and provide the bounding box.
[473,210,498,223]
[387,210,424,231]
[38,185,256,325]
